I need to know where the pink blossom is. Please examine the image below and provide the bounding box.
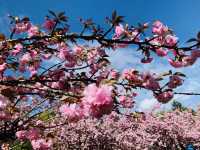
[155,91,174,103]
[0,63,7,72]
[152,20,168,35]
[168,59,184,68]
[11,43,23,56]
[182,56,197,67]
[30,50,38,58]
[42,54,52,60]
[51,82,60,89]
[122,69,133,80]
[43,19,55,31]
[0,111,11,120]
[168,75,183,89]
[165,35,178,47]
[64,54,76,67]
[74,46,83,54]
[28,25,39,37]
[132,92,138,97]
[131,30,140,42]
[27,128,40,140]
[110,69,119,79]
[36,120,44,126]
[20,53,31,65]
[29,68,38,77]
[119,96,134,108]
[87,50,98,64]
[142,77,160,90]
[53,109,200,149]
[115,24,124,37]
[155,48,168,57]
[14,22,31,34]
[31,138,52,150]
[82,84,113,118]
[122,69,142,85]
[16,130,28,140]
[191,50,200,58]
[59,104,84,121]
[142,72,160,90]
[58,48,69,60]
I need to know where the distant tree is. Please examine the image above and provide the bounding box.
[172,100,188,111]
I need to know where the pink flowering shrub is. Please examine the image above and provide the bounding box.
[50,108,200,149]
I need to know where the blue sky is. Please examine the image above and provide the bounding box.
[1,0,200,111]
[1,0,200,40]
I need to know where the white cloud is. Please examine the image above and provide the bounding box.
[108,46,200,110]
[107,47,141,71]
[137,98,158,111]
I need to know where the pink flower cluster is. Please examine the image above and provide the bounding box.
[168,49,200,68]
[57,42,76,67]
[16,128,52,150]
[31,139,53,150]
[59,83,113,120]
[150,20,200,68]
[119,96,134,108]
[152,21,178,46]
[152,20,168,35]
[142,72,160,90]
[82,83,113,118]
[115,24,124,38]
[28,25,39,37]
[0,63,7,73]
[122,69,160,90]
[154,90,174,103]
[14,21,31,34]
[122,69,142,85]
[43,19,56,31]
[11,43,23,56]
[16,128,40,141]
[59,104,84,122]
[168,75,183,89]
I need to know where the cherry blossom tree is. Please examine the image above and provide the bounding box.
[0,10,200,149]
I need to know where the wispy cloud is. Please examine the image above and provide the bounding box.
[137,98,158,111]
[108,46,200,110]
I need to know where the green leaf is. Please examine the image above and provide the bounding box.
[11,140,32,150]
[48,10,57,17]
[58,12,68,22]
[97,58,111,66]
[155,77,163,81]
[58,11,65,17]
[38,110,55,121]
[112,10,117,21]
[174,72,186,77]
[21,17,30,22]
[115,16,124,24]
